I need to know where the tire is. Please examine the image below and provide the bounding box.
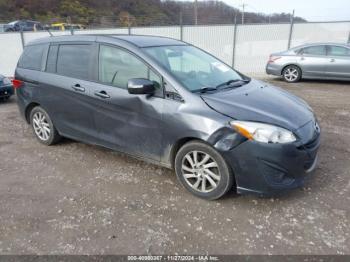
[175,141,234,200]
[0,97,9,102]
[29,106,61,145]
[282,65,302,83]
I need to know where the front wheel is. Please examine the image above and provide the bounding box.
[282,65,302,83]
[175,141,234,200]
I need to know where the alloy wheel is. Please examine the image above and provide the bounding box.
[284,67,299,82]
[32,111,51,141]
[181,150,221,193]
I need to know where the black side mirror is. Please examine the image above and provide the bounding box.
[127,78,155,95]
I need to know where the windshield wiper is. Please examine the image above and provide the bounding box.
[192,86,218,93]
[216,79,250,89]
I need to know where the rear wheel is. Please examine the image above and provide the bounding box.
[282,65,302,83]
[0,96,10,102]
[30,106,61,145]
[175,141,234,200]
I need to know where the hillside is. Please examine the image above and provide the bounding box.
[0,0,306,27]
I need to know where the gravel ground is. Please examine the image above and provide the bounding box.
[0,78,349,255]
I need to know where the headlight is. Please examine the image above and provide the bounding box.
[230,121,296,144]
[2,77,11,85]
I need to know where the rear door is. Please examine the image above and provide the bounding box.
[39,42,98,142]
[23,21,34,31]
[89,44,164,161]
[325,45,350,79]
[297,45,327,78]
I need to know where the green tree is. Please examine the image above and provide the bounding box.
[60,0,95,24]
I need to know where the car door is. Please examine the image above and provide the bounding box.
[297,45,327,78]
[23,21,34,31]
[39,42,98,142]
[325,45,350,79]
[89,44,164,161]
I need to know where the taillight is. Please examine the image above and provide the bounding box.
[268,55,281,63]
[12,79,23,89]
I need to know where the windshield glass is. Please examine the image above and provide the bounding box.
[143,45,245,92]
[8,21,18,25]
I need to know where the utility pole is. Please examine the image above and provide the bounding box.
[194,0,198,25]
[240,3,245,25]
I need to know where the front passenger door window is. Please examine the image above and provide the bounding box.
[328,46,350,57]
[99,45,162,96]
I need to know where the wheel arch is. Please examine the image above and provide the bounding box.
[169,137,207,169]
[25,102,40,124]
[281,64,302,76]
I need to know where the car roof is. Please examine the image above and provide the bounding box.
[291,42,350,50]
[27,34,187,48]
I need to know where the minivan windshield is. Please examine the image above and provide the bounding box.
[144,45,248,93]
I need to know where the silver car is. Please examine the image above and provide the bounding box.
[266,43,350,82]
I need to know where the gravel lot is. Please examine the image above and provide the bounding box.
[0,78,349,255]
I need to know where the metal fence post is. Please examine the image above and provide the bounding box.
[232,14,238,68]
[180,11,183,41]
[287,10,295,49]
[20,29,25,48]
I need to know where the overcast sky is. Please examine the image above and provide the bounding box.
[195,0,350,22]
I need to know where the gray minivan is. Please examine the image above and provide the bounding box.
[14,35,320,199]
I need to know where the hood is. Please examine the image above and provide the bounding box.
[3,24,13,29]
[201,79,314,132]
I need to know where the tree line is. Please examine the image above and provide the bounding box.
[0,0,306,27]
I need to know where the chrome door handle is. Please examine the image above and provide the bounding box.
[72,84,85,92]
[300,57,305,61]
[94,91,110,99]
[330,58,335,62]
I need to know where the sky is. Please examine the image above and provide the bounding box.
[195,0,350,22]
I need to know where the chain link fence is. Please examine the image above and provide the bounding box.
[0,19,350,77]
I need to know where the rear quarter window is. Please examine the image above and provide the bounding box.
[18,44,46,71]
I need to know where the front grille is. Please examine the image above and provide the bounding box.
[304,132,320,150]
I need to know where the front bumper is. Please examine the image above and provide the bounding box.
[0,85,14,98]
[222,128,321,196]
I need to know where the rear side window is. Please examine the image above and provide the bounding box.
[300,46,326,56]
[328,46,350,56]
[18,44,45,71]
[56,44,92,79]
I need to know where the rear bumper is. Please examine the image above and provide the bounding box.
[0,85,14,98]
[222,132,320,196]
[266,63,282,76]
